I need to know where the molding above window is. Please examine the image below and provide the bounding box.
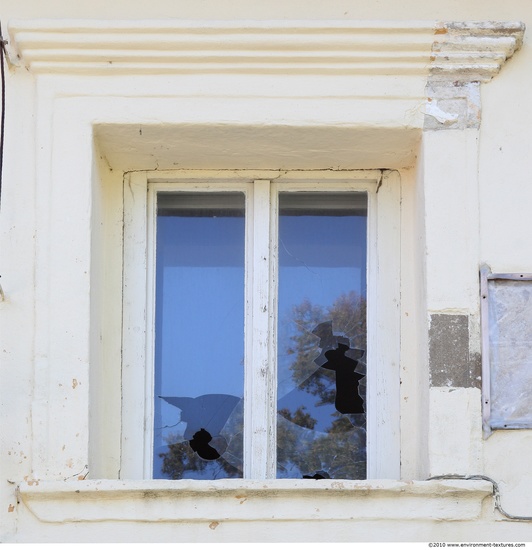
[18,479,493,523]
[7,20,524,82]
[7,20,524,136]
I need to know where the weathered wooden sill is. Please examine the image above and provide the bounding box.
[18,479,493,523]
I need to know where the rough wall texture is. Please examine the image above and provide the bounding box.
[429,314,481,388]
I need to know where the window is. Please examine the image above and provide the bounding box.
[121,171,400,481]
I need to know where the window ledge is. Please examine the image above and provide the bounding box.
[18,479,493,523]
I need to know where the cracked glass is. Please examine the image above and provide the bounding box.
[276,192,368,479]
[153,192,245,479]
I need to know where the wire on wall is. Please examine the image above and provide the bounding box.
[428,474,532,521]
[0,20,7,304]
[0,20,6,301]
[0,19,6,210]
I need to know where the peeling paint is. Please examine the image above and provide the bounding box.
[25,478,39,486]
[425,101,459,125]
[430,21,524,84]
[424,82,481,130]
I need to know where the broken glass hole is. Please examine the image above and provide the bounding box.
[303,470,331,480]
[189,428,224,460]
[312,321,366,415]
[157,394,243,479]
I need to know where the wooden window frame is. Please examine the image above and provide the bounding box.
[121,169,401,480]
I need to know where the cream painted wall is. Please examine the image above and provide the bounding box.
[478,33,532,522]
[1,0,532,542]
[0,0,530,21]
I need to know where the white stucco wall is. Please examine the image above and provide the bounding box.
[1,0,532,542]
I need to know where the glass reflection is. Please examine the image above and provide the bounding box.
[154,192,245,479]
[277,192,368,479]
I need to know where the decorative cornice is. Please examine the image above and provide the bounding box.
[430,21,525,83]
[7,20,524,81]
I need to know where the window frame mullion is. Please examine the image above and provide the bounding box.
[244,179,277,479]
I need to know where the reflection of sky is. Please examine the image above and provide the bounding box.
[154,214,245,477]
[153,195,367,478]
[276,265,363,407]
[157,266,245,397]
[277,211,367,438]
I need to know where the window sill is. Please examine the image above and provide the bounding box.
[18,479,493,523]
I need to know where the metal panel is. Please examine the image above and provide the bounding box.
[480,265,532,437]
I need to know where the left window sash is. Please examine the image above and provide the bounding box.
[121,174,252,479]
[153,192,246,480]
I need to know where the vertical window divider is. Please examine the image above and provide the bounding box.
[268,181,279,478]
[245,179,276,479]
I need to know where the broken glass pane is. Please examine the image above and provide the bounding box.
[153,192,245,479]
[277,192,368,479]
[488,278,532,428]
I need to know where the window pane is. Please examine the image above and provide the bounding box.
[277,192,368,479]
[153,192,245,480]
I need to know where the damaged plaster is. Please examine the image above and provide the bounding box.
[424,21,524,131]
[424,82,481,130]
[429,314,481,388]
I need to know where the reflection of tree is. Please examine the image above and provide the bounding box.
[160,435,242,480]
[160,402,244,480]
[161,438,206,479]
[278,291,367,479]
[278,406,317,429]
[287,291,366,405]
[277,410,366,480]
[277,406,317,476]
[300,417,366,480]
[159,291,366,480]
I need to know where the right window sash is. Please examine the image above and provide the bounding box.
[276,192,368,479]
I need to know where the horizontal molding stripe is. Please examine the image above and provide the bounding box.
[8,20,524,81]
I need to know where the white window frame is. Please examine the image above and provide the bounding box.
[121,169,400,480]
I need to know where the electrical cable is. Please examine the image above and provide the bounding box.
[0,21,6,301]
[0,19,6,210]
[428,474,532,521]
